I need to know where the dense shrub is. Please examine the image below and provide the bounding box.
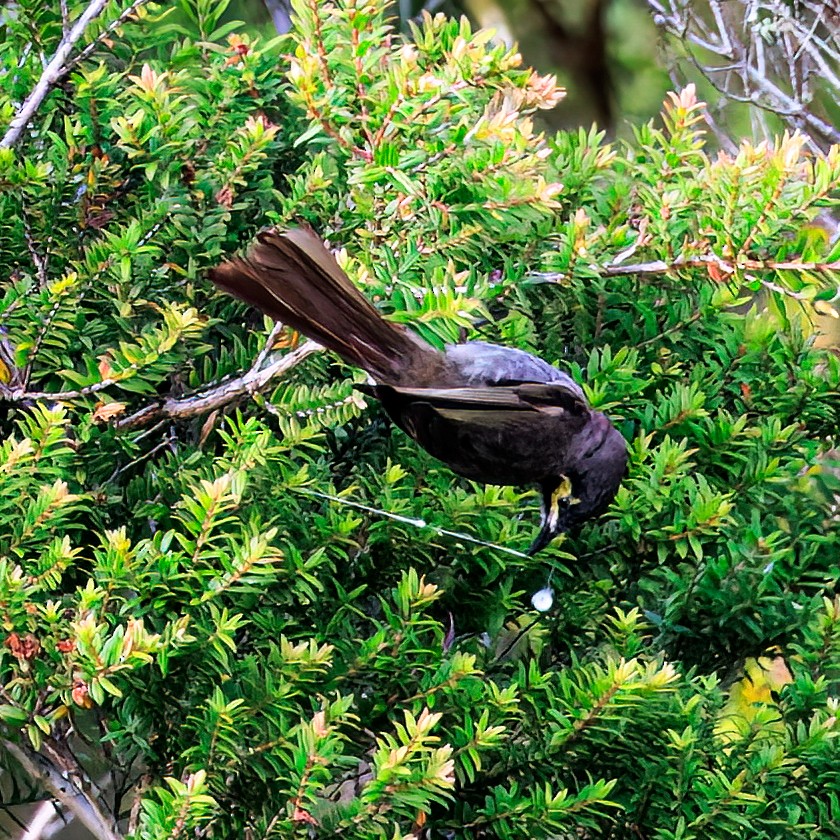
[1,1,839,837]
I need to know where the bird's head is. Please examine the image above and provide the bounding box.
[527,416,628,555]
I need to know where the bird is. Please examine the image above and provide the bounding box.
[209,228,627,554]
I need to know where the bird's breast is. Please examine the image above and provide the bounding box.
[386,401,589,487]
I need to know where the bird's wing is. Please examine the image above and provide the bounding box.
[362,381,588,415]
[361,381,590,485]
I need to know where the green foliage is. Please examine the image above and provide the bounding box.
[1,1,840,838]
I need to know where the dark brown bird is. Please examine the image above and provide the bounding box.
[209,229,627,554]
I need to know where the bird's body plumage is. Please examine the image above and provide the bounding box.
[209,228,627,553]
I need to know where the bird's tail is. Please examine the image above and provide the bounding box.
[208,229,435,382]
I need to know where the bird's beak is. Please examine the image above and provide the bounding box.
[526,478,574,555]
[526,522,562,555]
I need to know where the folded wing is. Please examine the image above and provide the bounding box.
[363,380,590,485]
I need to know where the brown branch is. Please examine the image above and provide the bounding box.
[300,86,373,161]
[351,25,376,151]
[372,92,405,148]
[309,0,332,87]
[739,179,785,256]
[114,340,321,430]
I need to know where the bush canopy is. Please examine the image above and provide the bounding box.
[1,1,839,837]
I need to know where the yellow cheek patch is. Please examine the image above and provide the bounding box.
[546,476,580,530]
[553,476,580,506]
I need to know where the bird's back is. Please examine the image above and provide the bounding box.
[443,341,584,397]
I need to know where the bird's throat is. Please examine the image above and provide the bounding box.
[527,476,578,555]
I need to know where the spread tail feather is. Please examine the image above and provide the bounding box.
[208,229,433,382]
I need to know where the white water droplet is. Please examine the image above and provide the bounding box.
[531,587,554,612]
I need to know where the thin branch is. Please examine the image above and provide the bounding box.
[21,211,48,290]
[351,24,376,151]
[104,433,176,483]
[646,0,840,147]
[528,253,840,282]
[731,62,839,144]
[127,773,152,835]
[59,0,71,37]
[114,340,321,430]
[0,326,318,432]
[636,309,704,347]
[1,0,111,148]
[252,321,286,372]
[22,217,166,391]
[1,738,121,840]
[1,375,123,403]
[59,0,153,76]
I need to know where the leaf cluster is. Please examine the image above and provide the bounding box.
[1,1,840,838]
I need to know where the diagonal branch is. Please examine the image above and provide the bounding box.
[0,331,320,431]
[115,340,321,430]
[58,0,152,77]
[1,738,122,840]
[1,0,111,149]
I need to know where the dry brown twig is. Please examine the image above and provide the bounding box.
[114,340,322,430]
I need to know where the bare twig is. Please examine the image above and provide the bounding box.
[1,0,111,148]
[127,773,152,834]
[21,217,167,391]
[21,211,49,289]
[646,0,840,149]
[252,321,286,372]
[1,738,121,840]
[0,327,319,432]
[59,0,71,36]
[105,433,176,483]
[636,309,704,347]
[1,375,124,404]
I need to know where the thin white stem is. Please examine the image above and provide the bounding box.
[297,487,532,558]
[60,0,153,76]
[252,321,286,372]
